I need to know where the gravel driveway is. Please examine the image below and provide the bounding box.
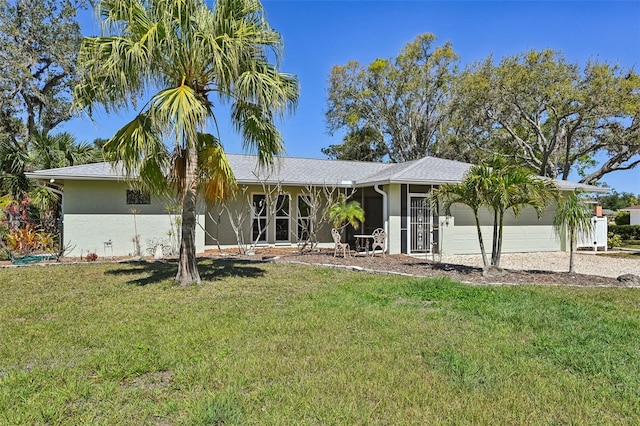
[439,251,640,278]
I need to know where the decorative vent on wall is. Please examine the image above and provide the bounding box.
[126,189,151,205]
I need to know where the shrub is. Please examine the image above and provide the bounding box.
[607,232,623,249]
[4,223,55,254]
[608,225,640,240]
[86,252,98,262]
[614,211,630,225]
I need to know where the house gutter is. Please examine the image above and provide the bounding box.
[374,184,388,252]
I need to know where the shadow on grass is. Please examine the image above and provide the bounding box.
[105,258,267,286]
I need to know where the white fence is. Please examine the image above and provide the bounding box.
[577,217,608,251]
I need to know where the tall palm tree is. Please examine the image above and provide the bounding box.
[553,190,594,273]
[483,158,557,267]
[73,0,299,285]
[437,172,490,269]
[437,156,557,270]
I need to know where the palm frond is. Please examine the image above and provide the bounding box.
[150,82,210,148]
[231,100,283,166]
[103,113,170,194]
[197,133,237,201]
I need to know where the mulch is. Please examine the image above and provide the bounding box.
[207,248,634,288]
[1,247,635,288]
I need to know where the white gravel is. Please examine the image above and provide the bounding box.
[438,251,640,278]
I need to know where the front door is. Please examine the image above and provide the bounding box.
[409,196,430,254]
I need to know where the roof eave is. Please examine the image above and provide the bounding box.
[25,173,126,182]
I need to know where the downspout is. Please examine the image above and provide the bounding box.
[374,184,387,253]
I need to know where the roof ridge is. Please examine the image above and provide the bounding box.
[226,152,392,167]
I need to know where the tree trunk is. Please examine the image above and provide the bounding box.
[494,212,505,268]
[569,231,575,274]
[474,212,489,269]
[176,147,201,286]
[491,210,499,266]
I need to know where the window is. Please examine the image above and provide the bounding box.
[297,195,312,242]
[252,194,267,243]
[275,194,290,242]
[126,189,150,205]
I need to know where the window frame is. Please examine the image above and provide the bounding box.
[251,193,268,243]
[274,194,290,243]
[297,194,312,243]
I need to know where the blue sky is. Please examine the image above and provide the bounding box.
[67,0,640,193]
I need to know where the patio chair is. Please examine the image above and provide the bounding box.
[331,228,350,258]
[371,228,386,257]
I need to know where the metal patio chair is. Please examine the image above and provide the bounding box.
[331,228,350,258]
[371,228,386,257]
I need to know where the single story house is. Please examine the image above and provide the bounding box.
[620,205,640,225]
[26,154,607,258]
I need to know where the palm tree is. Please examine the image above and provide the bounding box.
[483,158,557,267]
[73,0,299,285]
[553,190,594,273]
[29,131,98,171]
[329,194,365,230]
[437,168,491,269]
[437,156,557,270]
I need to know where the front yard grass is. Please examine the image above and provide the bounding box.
[1,260,639,424]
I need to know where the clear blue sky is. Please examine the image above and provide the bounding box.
[66,0,640,194]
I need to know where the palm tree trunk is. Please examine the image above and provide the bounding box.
[474,212,488,269]
[176,146,201,286]
[569,230,575,274]
[495,211,505,267]
[491,210,499,266]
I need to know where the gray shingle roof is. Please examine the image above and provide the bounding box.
[25,153,608,192]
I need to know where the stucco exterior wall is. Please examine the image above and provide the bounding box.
[62,180,204,257]
[630,210,640,225]
[438,203,561,255]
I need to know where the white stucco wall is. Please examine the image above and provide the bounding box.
[438,204,562,255]
[630,210,640,225]
[62,180,204,258]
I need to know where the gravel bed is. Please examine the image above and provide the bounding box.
[439,251,640,279]
[258,249,640,288]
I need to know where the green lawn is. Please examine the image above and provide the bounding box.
[1,260,639,424]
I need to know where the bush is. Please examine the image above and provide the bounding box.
[3,223,55,254]
[86,252,98,262]
[609,225,640,240]
[607,232,623,249]
[614,211,630,225]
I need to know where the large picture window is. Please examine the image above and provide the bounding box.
[275,194,290,242]
[252,194,267,243]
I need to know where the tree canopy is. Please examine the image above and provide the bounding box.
[325,33,459,163]
[453,50,640,184]
[325,35,640,187]
[74,0,299,285]
[0,0,90,195]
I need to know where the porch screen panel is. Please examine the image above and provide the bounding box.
[410,197,430,253]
